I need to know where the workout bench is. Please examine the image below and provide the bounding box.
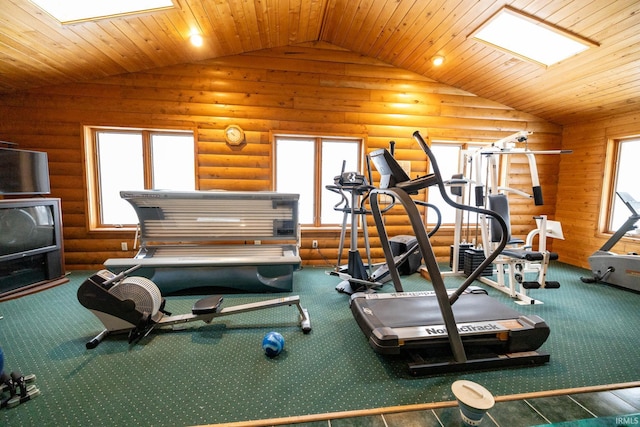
[480,194,563,304]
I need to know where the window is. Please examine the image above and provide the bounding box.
[606,138,640,233]
[274,135,362,227]
[427,144,463,225]
[427,143,489,225]
[85,127,195,229]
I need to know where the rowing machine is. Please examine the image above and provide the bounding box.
[77,266,311,349]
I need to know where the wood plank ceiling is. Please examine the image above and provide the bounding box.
[1,0,638,126]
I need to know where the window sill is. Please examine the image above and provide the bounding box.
[301,226,345,234]
[596,231,640,242]
[88,226,137,234]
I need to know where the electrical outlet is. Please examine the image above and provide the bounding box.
[312,240,318,249]
[121,242,128,251]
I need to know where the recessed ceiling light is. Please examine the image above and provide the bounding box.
[432,56,445,67]
[470,6,597,67]
[30,0,175,25]
[190,33,204,48]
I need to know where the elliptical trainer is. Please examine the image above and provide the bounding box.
[581,192,640,291]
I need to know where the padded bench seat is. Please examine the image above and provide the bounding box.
[501,249,559,262]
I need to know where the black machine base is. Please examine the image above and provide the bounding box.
[408,350,550,376]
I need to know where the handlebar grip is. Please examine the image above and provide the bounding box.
[533,186,544,206]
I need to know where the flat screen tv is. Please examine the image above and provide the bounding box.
[0,147,51,195]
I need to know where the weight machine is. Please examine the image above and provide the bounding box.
[447,131,570,304]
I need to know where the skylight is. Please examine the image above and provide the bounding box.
[30,0,175,25]
[470,6,596,67]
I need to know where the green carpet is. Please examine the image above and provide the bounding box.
[1,263,639,426]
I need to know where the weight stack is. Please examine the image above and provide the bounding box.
[390,235,422,275]
[463,248,493,277]
[450,243,473,270]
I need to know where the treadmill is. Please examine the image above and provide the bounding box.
[350,131,551,375]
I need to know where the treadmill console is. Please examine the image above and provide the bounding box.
[369,148,437,194]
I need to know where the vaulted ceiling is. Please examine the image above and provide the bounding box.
[1,0,638,125]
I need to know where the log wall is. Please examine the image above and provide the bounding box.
[554,112,640,269]
[0,42,563,271]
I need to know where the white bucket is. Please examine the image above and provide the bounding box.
[451,380,495,426]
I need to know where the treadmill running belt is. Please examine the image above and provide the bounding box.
[350,292,550,356]
[357,293,520,327]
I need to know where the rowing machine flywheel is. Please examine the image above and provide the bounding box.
[109,276,162,316]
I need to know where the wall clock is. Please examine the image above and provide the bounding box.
[224,125,245,146]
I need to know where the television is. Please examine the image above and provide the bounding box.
[0,147,51,195]
[0,198,65,298]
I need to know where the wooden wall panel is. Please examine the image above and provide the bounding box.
[554,111,640,269]
[0,42,562,271]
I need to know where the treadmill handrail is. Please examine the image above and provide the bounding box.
[369,186,468,363]
[412,131,510,304]
[600,192,640,252]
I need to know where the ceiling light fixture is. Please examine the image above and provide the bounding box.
[432,55,445,67]
[190,32,204,47]
[470,6,597,67]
